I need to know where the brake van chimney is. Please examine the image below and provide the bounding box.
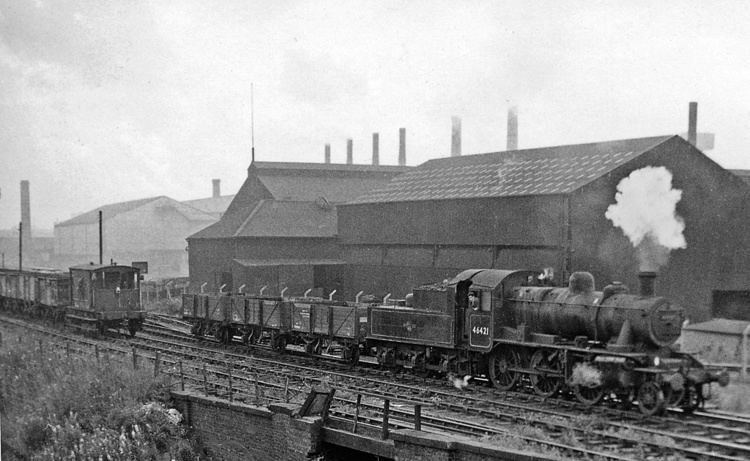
[451,116,461,156]
[212,179,220,198]
[346,138,353,164]
[324,143,331,164]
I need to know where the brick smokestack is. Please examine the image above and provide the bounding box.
[346,138,353,164]
[507,106,518,151]
[688,102,698,146]
[451,116,461,156]
[372,133,379,165]
[324,144,331,164]
[20,180,31,249]
[212,179,220,198]
[398,127,406,166]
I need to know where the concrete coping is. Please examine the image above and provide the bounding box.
[172,390,274,418]
[391,430,547,461]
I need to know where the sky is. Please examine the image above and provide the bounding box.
[1,0,750,230]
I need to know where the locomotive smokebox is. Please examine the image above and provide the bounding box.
[638,271,657,297]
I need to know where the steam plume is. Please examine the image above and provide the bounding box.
[605,166,686,271]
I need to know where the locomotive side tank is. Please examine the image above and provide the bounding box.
[507,271,684,349]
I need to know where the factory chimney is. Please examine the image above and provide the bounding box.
[324,144,331,164]
[688,102,698,146]
[507,106,518,151]
[212,179,221,198]
[398,128,406,166]
[346,138,353,164]
[372,133,379,165]
[638,271,656,297]
[451,116,462,156]
[20,180,31,250]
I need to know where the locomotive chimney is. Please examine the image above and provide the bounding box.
[372,132,379,165]
[507,106,518,151]
[451,116,461,156]
[688,102,698,146]
[346,138,353,164]
[324,143,331,164]
[398,127,406,166]
[212,179,221,198]
[20,180,31,251]
[638,271,656,297]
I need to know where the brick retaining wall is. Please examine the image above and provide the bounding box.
[171,390,323,460]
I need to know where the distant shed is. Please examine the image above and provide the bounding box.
[338,135,750,320]
[681,318,750,365]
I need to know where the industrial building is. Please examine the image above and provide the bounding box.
[338,135,750,321]
[54,196,218,278]
[187,161,411,295]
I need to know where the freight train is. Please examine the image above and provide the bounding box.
[0,262,146,336]
[181,268,728,416]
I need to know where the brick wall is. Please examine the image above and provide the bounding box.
[171,391,323,461]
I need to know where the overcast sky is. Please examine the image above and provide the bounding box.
[2,0,749,230]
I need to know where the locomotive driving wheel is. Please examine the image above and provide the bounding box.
[488,348,520,391]
[637,380,665,416]
[529,349,563,397]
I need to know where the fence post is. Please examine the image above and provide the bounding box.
[352,394,362,434]
[284,377,289,403]
[0,331,3,346]
[38,339,43,359]
[95,344,100,365]
[66,342,70,358]
[228,364,233,402]
[154,351,160,377]
[180,361,185,391]
[132,346,137,370]
[203,363,208,396]
[414,404,422,431]
[381,399,390,440]
[254,374,260,404]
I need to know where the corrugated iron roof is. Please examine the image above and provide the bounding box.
[348,136,673,204]
[234,200,337,238]
[682,318,750,335]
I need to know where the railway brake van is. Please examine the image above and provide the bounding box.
[67,263,145,336]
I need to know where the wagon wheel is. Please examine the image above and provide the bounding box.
[574,383,605,407]
[413,352,429,378]
[529,349,563,397]
[241,330,251,345]
[128,320,138,338]
[304,338,316,355]
[637,380,665,416]
[488,347,521,391]
[343,343,360,365]
[273,335,287,352]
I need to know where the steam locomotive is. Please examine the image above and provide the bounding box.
[182,268,728,416]
[0,262,146,336]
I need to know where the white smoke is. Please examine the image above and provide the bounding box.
[605,166,686,271]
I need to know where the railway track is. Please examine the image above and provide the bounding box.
[4,313,749,460]
[140,314,750,459]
